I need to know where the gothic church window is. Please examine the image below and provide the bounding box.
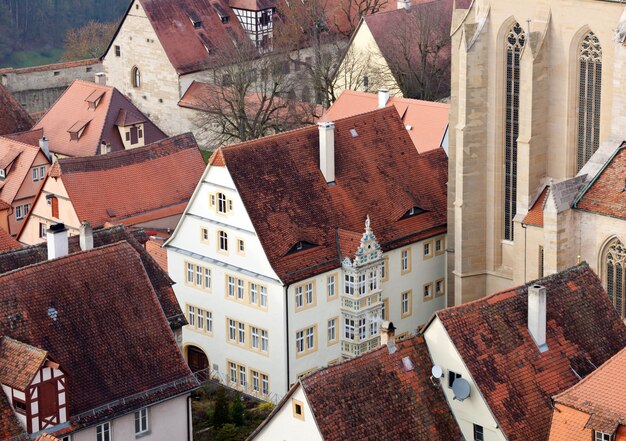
[131,66,141,88]
[504,23,525,241]
[576,32,602,172]
[605,238,626,320]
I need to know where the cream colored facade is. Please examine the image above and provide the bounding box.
[448,0,626,304]
[165,160,447,400]
[334,19,401,97]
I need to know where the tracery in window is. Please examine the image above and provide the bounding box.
[605,238,626,320]
[577,31,602,172]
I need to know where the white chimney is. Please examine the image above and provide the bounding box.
[397,0,410,10]
[39,136,50,160]
[378,88,390,109]
[79,221,93,251]
[528,284,548,352]
[318,122,335,184]
[47,223,69,260]
[381,321,396,347]
[95,73,106,86]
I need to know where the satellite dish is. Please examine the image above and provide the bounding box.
[452,378,471,401]
[431,365,443,379]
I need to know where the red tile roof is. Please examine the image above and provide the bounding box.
[0,84,33,136]
[51,133,205,228]
[3,128,44,147]
[0,228,21,252]
[299,337,463,440]
[33,80,166,157]
[321,90,448,153]
[523,186,549,227]
[553,345,626,432]
[0,58,99,75]
[0,336,47,390]
[218,107,447,284]
[0,225,185,330]
[112,0,249,75]
[146,238,168,272]
[0,241,197,428]
[0,390,25,440]
[0,135,48,206]
[575,142,626,219]
[229,0,275,10]
[434,263,626,441]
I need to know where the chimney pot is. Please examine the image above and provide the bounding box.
[79,221,93,251]
[378,88,389,108]
[47,223,69,260]
[381,321,396,349]
[95,73,106,86]
[528,284,548,352]
[39,136,50,160]
[318,122,335,184]
[397,0,410,10]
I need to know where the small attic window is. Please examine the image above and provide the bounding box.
[0,169,5,179]
[68,120,90,141]
[286,241,318,255]
[188,12,202,28]
[350,129,358,137]
[400,207,427,220]
[85,89,105,109]
[213,4,229,23]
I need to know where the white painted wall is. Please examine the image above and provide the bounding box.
[70,394,190,441]
[251,385,323,441]
[423,317,506,441]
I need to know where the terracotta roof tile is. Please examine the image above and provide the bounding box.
[524,186,549,227]
[0,135,47,206]
[576,142,626,219]
[0,225,185,330]
[553,346,626,430]
[435,264,626,441]
[146,238,168,272]
[0,336,47,390]
[0,242,197,426]
[34,434,60,441]
[220,107,447,284]
[132,0,249,74]
[0,229,21,253]
[0,58,99,75]
[3,128,43,147]
[300,336,463,441]
[321,91,449,154]
[33,80,166,157]
[548,404,596,441]
[0,85,33,136]
[54,133,205,228]
[0,390,25,440]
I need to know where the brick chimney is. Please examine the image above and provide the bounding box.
[397,0,410,10]
[528,284,548,352]
[39,136,50,160]
[79,221,93,251]
[95,72,106,86]
[318,122,335,184]
[47,223,69,260]
[378,89,389,109]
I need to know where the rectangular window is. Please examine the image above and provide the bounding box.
[358,273,366,296]
[32,167,38,182]
[186,263,194,284]
[296,330,304,353]
[261,374,269,395]
[238,239,245,253]
[135,408,149,435]
[344,318,355,340]
[197,307,204,330]
[448,371,462,388]
[473,424,484,441]
[15,205,29,220]
[369,269,379,291]
[196,265,202,286]
[204,268,211,289]
[187,305,196,327]
[251,370,260,393]
[595,432,613,441]
[237,279,245,300]
[538,245,544,278]
[39,222,47,239]
[238,322,245,344]
[306,326,314,349]
[401,248,411,273]
[344,274,355,295]
[305,283,313,304]
[12,399,26,414]
[381,257,389,282]
[358,318,366,340]
[327,274,336,298]
[96,422,111,441]
[435,237,445,255]
[401,291,412,317]
[206,310,213,333]
[423,283,433,300]
[227,276,235,297]
[251,327,259,349]
[239,365,246,386]
[201,227,209,242]
[296,325,317,355]
[228,319,236,341]
[327,318,337,344]
[250,283,258,304]
[295,286,303,308]
[260,286,267,307]
[229,362,237,384]
[261,329,268,352]
[39,165,45,178]
[435,279,445,296]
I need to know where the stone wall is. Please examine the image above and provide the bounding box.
[0,58,102,115]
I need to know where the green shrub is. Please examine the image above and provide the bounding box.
[213,387,231,428]
[231,393,245,426]
[215,423,238,441]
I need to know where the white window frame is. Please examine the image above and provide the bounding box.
[327,274,335,298]
[217,192,227,213]
[219,230,228,251]
[96,422,111,441]
[135,407,149,435]
[261,329,268,352]
[260,286,267,307]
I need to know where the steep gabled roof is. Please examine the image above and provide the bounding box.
[0,84,33,136]
[575,142,626,219]
[553,345,626,433]
[33,80,166,157]
[300,336,463,440]
[0,242,197,427]
[0,228,21,252]
[434,264,626,441]
[321,90,448,153]
[523,186,549,227]
[216,107,447,284]
[0,225,185,329]
[0,135,47,206]
[0,336,47,391]
[50,133,205,228]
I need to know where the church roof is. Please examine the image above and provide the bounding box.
[210,107,447,284]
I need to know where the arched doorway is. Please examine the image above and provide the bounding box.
[187,346,209,381]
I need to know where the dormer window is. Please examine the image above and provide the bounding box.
[85,89,105,109]
[400,206,427,220]
[188,12,202,28]
[0,168,5,179]
[68,120,90,141]
[213,4,229,23]
[286,241,317,255]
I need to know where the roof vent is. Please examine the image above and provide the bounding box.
[452,378,471,401]
[350,128,358,137]
[106,208,117,218]
[402,356,414,371]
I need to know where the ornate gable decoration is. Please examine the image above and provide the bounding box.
[343,216,383,270]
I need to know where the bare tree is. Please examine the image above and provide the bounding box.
[190,40,318,147]
[334,0,389,37]
[62,20,118,61]
[373,2,452,100]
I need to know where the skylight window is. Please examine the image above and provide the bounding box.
[350,129,358,137]
[400,207,427,220]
